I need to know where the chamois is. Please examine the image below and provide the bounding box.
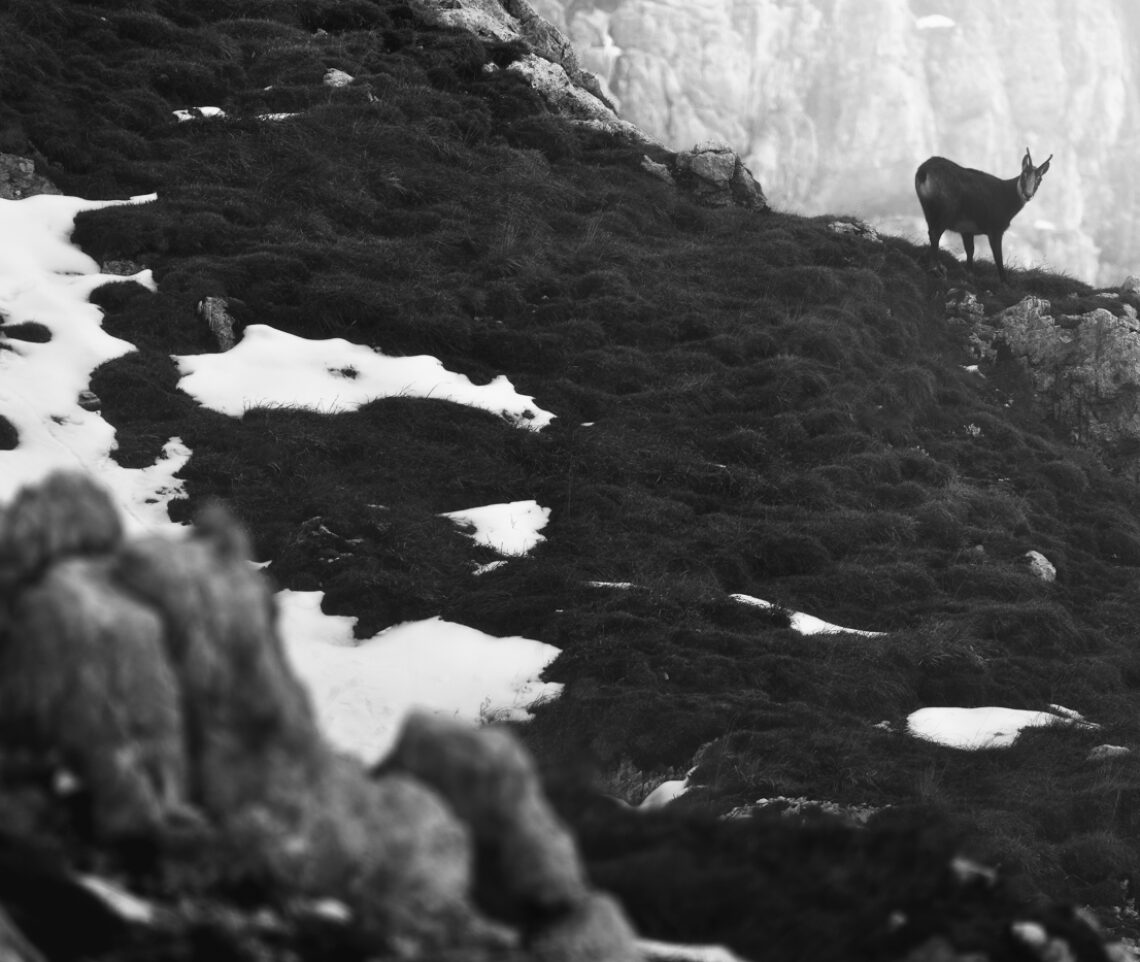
[915,148,1052,283]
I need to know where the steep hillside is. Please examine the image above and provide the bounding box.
[3,0,1140,959]
[535,0,1140,286]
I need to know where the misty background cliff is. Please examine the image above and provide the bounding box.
[534,0,1140,286]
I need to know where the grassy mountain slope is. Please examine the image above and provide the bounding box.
[4,0,1140,953]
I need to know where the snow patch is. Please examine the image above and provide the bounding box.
[640,778,689,810]
[0,192,186,534]
[175,324,554,430]
[906,705,1095,750]
[173,106,226,122]
[731,594,885,637]
[442,500,550,556]
[277,591,562,762]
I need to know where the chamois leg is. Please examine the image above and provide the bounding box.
[926,227,946,275]
[988,233,1007,284]
[961,234,975,273]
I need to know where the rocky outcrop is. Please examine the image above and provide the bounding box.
[196,296,237,351]
[411,0,767,209]
[0,472,640,961]
[971,296,1140,472]
[0,154,59,200]
[410,0,637,136]
[535,0,1140,285]
[673,142,767,209]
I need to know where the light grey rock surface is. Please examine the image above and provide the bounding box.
[537,0,1140,285]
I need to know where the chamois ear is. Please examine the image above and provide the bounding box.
[1022,148,1033,170]
[1038,154,1053,177]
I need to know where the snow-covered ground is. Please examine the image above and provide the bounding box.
[278,592,562,761]
[0,189,1097,766]
[441,499,551,555]
[731,593,884,637]
[175,323,553,429]
[0,192,188,532]
[907,705,1097,750]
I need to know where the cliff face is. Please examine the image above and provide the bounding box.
[534,0,1140,285]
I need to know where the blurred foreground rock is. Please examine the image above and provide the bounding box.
[0,906,45,962]
[0,471,639,961]
[1,471,1129,962]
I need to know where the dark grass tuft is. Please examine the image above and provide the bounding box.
[0,322,52,343]
[0,415,17,450]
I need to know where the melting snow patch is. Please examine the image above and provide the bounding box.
[0,192,187,534]
[906,706,1095,750]
[640,778,689,810]
[731,594,884,637]
[442,500,550,556]
[175,324,554,430]
[173,106,226,122]
[277,590,562,762]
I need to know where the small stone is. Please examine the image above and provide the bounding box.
[640,155,674,185]
[324,68,354,87]
[950,855,997,887]
[78,390,101,412]
[196,296,237,351]
[1025,550,1056,582]
[1087,744,1131,762]
[828,219,882,242]
[1011,921,1048,949]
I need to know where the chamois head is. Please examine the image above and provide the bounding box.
[1018,147,1052,203]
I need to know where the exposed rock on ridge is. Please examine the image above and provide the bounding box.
[412,0,767,210]
[966,293,1140,476]
[535,0,1140,285]
[409,0,638,136]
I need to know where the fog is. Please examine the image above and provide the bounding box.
[539,0,1140,286]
